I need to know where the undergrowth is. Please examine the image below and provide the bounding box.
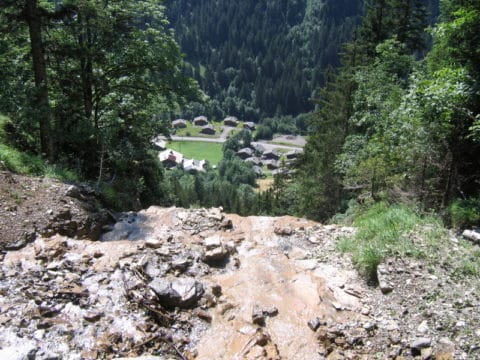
[336,202,447,281]
[0,115,78,181]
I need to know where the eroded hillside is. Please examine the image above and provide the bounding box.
[0,173,479,360]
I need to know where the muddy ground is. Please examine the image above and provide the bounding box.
[0,172,479,359]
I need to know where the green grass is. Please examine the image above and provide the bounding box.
[174,120,223,138]
[167,141,223,165]
[336,202,447,281]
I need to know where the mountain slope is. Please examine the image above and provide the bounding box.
[166,0,363,120]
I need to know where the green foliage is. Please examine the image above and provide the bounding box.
[448,197,480,228]
[338,202,445,280]
[0,1,200,210]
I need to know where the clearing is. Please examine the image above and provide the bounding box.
[167,140,224,165]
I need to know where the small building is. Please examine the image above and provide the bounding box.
[252,143,265,155]
[183,158,206,172]
[252,166,264,178]
[223,116,239,127]
[244,157,262,166]
[152,136,167,150]
[172,119,187,129]
[159,149,183,169]
[236,147,253,159]
[193,116,209,126]
[271,168,290,177]
[243,122,256,131]
[262,149,280,161]
[264,160,279,170]
[285,149,302,160]
[200,124,216,135]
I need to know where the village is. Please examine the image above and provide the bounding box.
[154,115,304,177]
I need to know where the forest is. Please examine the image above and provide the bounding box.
[0,0,479,228]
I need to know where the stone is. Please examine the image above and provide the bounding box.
[204,246,229,263]
[462,230,480,244]
[417,320,429,333]
[220,219,233,230]
[195,309,212,322]
[170,278,204,309]
[411,338,432,353]
[274,226,293,236]
[263,306,278,317]
[145,238,163,249]
[83,311,104,322]
[252,305,266,326]
[204,236,222,249]
[421,347,433,360]
[65,185,81,199]
[377,264,394,294]
[308,318,321,332]
[171,257,192,272]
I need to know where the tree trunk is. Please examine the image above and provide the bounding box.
[25,0,54,162]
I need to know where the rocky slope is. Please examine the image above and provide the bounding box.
[0,172,479,360]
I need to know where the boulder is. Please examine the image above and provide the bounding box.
[149,278,204,309]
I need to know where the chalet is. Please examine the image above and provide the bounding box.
[252,166,264,178]
[152,135,167,150]
[223,116,238,127]
[159,149,183,169]
[193,116,208,126]
[200,125,216,135]
[183,159,206,172]
[236,147,253,159]
[264,160,279,170]
[243,122,256,131]
[262,149,280,161]
[244,157,262,166]
[172,119,187,129]
[285,149,302,160]
[252,143,265,155]
[271,168,291,177]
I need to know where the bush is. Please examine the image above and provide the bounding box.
[448,197,480,229]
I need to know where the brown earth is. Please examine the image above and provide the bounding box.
[0,171,479,360]
[0,171,110,251]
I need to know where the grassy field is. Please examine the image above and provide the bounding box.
[174,120,223,138]
[167,141,224,165]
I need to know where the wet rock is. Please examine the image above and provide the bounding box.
[149,277,204,309]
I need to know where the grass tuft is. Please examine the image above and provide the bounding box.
[337,202,446,280]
